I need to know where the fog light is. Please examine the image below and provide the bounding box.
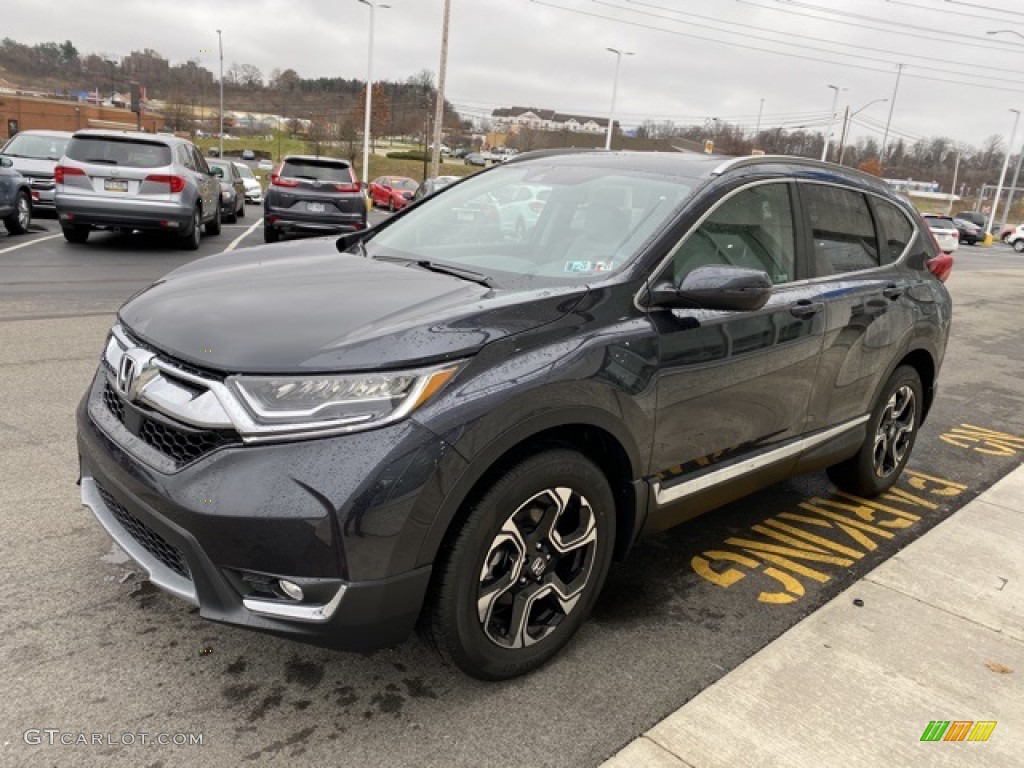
[278,579,304,601]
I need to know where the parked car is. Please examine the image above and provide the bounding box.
[464,152,487,167]
[207,147,220,157]
[951,217,982,245]
[76,152,952,680]
[1004,223,1024,252]
[413,175,460,201]
[369,175,419,211]
[0,129,73,212]
[0,156,32,235]
[257,158,274,172]
[206,159,246,223]
[452,147,470,159]
[263,155,366,242]
[241,149,255,160]
[922,215,959,253]
[54,130,222,249]
[954,211,986,229]
[232,161,263,204]
[494,183,550,239]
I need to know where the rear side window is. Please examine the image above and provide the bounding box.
[874,200,915,264]
[803,184,880,275]
[66,136,172,168]
[668,182,796,285]
[280,159,354,184]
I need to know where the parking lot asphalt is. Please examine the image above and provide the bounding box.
[1,224,1022,767]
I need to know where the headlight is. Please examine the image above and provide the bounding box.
[230,364,459,431]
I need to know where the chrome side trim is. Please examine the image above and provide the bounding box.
[243,585,346,623]
[652,415,870,506]
[81,477,199,606]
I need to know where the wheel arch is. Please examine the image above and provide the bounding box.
[416,411,648,574]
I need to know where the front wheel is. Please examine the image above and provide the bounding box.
[3,191,31,234]
[1013,239,1024,253]
[827,365,922,497]
[423,449,615,680]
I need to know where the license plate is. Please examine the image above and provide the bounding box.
[307,202,326,213]
[104,179,129,192]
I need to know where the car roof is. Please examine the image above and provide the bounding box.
[283,154,351,165]
[70,129,185,145]
[506,150,895,195]
[7,129,74,139]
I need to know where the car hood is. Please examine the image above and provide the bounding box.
[119,238,586,374]
[4,156,57,176]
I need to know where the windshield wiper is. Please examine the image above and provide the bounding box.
[373,254,492,288]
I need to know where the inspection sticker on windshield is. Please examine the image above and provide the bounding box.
[565,260,591,273]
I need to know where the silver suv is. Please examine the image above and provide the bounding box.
[55,130,222,250]
[0,129,73,212]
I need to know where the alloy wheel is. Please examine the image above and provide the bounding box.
[17,194,30,230]
[872,385,916,478]
[477,487,598,649]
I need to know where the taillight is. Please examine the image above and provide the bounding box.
[271,173,299,187]
[951,230,959,239]
[54,165,85,184]
[927,254,953,282]
[144,174,186,193]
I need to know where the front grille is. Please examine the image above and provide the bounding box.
[102,381,238,467]
[96,483,191,580]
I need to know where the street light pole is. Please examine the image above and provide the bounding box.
[820,84,842,162]
[358,0,391,186]
[604,47,633,151]
[989,31,1024,226]
[755,97,764,141]
[837,98,887,165]
[879,62,904,172]
[429,0,452,180]
[217,29,224,159]
[988,108,1020,236]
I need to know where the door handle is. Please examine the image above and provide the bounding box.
[882,284,904,300]
[789,300,824,319]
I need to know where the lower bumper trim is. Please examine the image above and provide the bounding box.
[243,585,347,623]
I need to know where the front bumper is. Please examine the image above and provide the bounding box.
[77,367,458,650]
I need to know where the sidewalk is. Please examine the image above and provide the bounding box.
[602,465,1024,768]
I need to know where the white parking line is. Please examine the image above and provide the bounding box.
[0,233,63,255]
[224,217,263,252]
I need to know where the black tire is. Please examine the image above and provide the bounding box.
[1014,239,1024,253]
[237,198,245,219]
[179,208,201,251]
[3,191,31,234]
[205,203,221,236]
[388,197,395,212]
[264,223,279,243]
[827,365,923,497]
[62,224,89,244]
[423,449,615,680]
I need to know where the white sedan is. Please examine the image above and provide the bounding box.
[923,215,959,254]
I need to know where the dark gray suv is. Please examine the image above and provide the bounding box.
[263,155,366,242]
[77,151,952,679]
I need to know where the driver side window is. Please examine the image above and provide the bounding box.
[667,183,796,285]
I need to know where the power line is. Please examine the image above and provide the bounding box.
[602,0,1024,82]
[529,0,1024,95]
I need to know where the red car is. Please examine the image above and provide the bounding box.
[369,176,419,211]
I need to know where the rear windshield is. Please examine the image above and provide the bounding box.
[2,133,70,160]
[280,159,353,183]
[234,164,255,179]
[66,136,172,168]
[926,217,955,229]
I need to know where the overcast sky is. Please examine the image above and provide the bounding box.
[6,0,1024,152]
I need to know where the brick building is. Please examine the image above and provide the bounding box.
[0,93,163,137]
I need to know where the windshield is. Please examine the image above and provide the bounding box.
[364,162,694,288]
[2,133,70,160]
[235,164,255,179]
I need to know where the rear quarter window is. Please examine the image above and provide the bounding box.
[873,199,915,264]
[66,137,172,168]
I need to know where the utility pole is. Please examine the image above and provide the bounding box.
[879,63,904,172]
[755,97,764,144]
[988,108,1020,235]
[605,48,633,151]
[821,84,841,162]
[358,1,390,185]
[430,0,452,179]
[947,151,961,216]
[217,29,224,159]
[1000,141,1024,226]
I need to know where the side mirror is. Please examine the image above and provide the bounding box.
[647,265,773,312]
[0,156,11,168]
[335,228,372,253]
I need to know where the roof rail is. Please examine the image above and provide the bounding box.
[710,154,867,177]
[503,147,605,164]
